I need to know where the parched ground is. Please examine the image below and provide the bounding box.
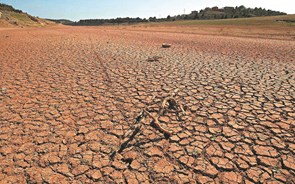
[0,26,294,183]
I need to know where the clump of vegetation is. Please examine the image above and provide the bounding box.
[172,5,287,21]
[0,3,23,13]
[0,3,51,27]
[67,5,287,26]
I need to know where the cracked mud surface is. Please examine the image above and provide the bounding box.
[0,26,294,183]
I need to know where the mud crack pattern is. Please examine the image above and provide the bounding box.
[0,27,294,183]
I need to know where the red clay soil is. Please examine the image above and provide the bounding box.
[0,26,294,183]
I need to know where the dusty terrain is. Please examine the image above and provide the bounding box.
[118,14,295,41]
[0,25,294,183]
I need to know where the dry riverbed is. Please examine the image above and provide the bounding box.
[0,25,294,183]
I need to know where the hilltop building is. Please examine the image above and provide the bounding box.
[212,6,219,11]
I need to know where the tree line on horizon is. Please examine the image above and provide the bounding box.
[0,3,287,26]
[69,5,287,26]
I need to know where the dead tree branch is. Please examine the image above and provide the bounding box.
[144,109,172,138]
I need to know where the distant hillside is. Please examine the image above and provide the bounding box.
[46,19,74,25]
[69,5,287,26]
[0,3,55,27]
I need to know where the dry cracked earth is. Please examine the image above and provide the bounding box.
[0,26,294,183]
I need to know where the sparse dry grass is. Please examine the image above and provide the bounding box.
[158,14,295,26]
[0,10,55,27]
[110,15,295,40]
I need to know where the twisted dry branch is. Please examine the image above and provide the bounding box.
[110,89,186,158]
[144,109,172,138]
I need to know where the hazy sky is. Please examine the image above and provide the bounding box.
[1,0,294,21]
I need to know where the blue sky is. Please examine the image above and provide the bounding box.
[0,0,293,21]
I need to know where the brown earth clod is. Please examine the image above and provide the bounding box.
[147,56,162,62]
[162,43,171,48]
